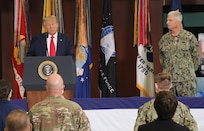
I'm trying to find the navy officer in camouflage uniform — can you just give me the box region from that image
[28,73,91,131]
[158,11,200,97]
[134,72,197,131]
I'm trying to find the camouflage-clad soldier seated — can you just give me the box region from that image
[28,73,91,131]
[134,72,197,131]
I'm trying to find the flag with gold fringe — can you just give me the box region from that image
[75,0,92,98]
[171,0,182,12]
[171,0,184,27]
[133,0,138,46]
[136,0,154,97]
[12,0,30,98]
[42,0,64,33]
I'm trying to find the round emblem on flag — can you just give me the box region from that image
[38,60,58,80]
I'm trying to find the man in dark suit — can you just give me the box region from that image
[26,15,74,57]
[138,91,190,131]
[0,79,24,131]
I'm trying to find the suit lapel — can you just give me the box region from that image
[56,33,63,56]
[42,33,48,56]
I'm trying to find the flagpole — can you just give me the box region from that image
[163,0,166,6]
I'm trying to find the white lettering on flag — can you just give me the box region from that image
[136,45,154,97]
[101,25,115,65]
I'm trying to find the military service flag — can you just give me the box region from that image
[136,0,154,97]
[99,0,117,97]
[171,0,182,12]
[12,0,30,98]
[171,0,184,27]
[75,0,92,98]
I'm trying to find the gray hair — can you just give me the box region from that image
[168,11,183,22]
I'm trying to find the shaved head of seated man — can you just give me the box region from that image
[28,73,91,131]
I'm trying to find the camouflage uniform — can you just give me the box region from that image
[28,96,91,131]
[134,99,197,131]
[159,29,200,96]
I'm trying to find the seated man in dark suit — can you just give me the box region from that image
[138,91,190,131]
[26,15,74,57]
[0,79,24,131]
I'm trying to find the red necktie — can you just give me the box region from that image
[50,35,56,56]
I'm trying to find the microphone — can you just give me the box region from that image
[46,45,49,57]
[45,33,49,56]
[46,32,48,38]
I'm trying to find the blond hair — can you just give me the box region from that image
[43,15,58,26]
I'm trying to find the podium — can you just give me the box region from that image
[23,56,77,109]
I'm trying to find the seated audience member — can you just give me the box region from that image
[134,72,197,131]
[138,91,190,131]
[0,79,24,131]
[28,73,91,131]
[4,109,32,131]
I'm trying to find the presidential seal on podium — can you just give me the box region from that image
[38,60,58,80]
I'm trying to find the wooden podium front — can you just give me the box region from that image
[23,56,77,110]
[26,90,74,110]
